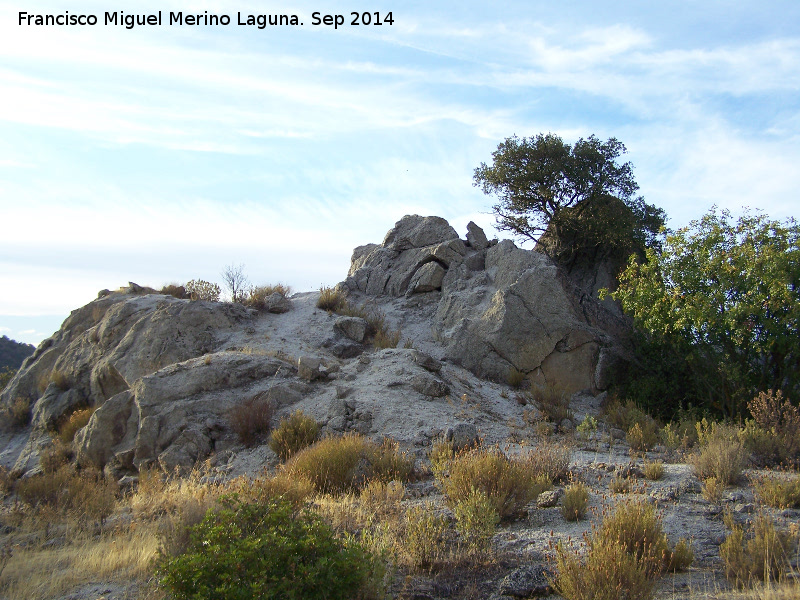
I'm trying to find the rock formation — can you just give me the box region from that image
[0,216,632,478]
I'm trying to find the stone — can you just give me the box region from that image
[265,292,291,313]
[31,384,85,431]
[559,418,574,433]
[466,221,489,250]
[497,564,553,597]
[297,356,323,381]
[410,373,449,397]
[334,316,368,342]
[408,261,446,293]
[413,350,442,372]
[537,488,563,508]
[382,214,459,251]
[445,423,479,450]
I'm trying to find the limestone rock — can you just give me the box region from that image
[411,373,449,398]
[334,316,368,343]
[497,565,553,597]
[408,261,446,294]
[413,350,442,373]
[298,356,323,381]
[445,423,478,450]
[466,221,489,250]
[265,292,291,314]
[537,488,564,508]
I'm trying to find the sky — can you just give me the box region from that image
[1,1,798,346]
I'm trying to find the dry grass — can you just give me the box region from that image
[508,367,526,389]
[690,435,748,486]
[627,420,660,453]
[525,442,572,483]
[317,285,347,311]
[531,384,572,423]
[753,474,800,508]
[610,475,632,494]
[269,409,320,461]
[721,511,797,588]
[5,396,32,429]
[0,525,160,600]
[642,460,665,481]
[437,446,551,519]
[562,481,590,521]
[57,406,96,443]
[284,433,414,494]
[227,393,273,447]
[245,284,292,310]
[702,476,725,503]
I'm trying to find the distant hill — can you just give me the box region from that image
[0,335,35,371]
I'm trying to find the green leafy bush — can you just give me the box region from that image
[269,410,320,460]
[452,489,499,551]
[158,496,380,600]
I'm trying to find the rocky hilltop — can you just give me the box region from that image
[0,215,628,478]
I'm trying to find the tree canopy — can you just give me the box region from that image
[608,209,800,417]
[473,133,663,262]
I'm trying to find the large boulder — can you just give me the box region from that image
[343,218,630,395]
[342,215,466,296]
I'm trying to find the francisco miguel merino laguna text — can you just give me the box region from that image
[18,10,395,29]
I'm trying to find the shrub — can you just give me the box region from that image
[562,481,589,521]
[269,410,320,461]
[370,437,415,483]
[57,406,96,443]
[745,390,800,466]
[525,442,571,483]
[642,460,664,481]
[317,286,346,311]
[753,475,800,509]
[555,537,655,600]
[604,398,649,432]
[246,284,292,310]
[627,420,659,453]
[228,393,273,447]
[373,328,401,349]
[453,489,499,552]
[185,279,221,302]
[438,447,550,519]
[508,367,526,389]
[284,433,413,494]
[720,511,797,587]
[576,415,598,441]
[429,439,454,480]
[160,284,188,299]
[702,477,724,503]
[5,396,31,429]
[531,385,571,423]
[50,368,70,391]
[610,475,632,494]
[39,439,74,473]
[689,435,748,486]
[403,502,449,570]
[158,496,380,600]
[16,466,117,523]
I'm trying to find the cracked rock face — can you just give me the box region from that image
[343,215,629,394]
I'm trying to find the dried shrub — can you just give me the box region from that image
[5,396,32,429]
[531,385,572,423]
[284,433,413,494]
[185,279,221,302]
[226,472,315,509]
[160,284,188,299]
[370,437,415,483]
[269,410,320,461]
[16,466,117,523]
[721,511,797,587]
[373,328,401,349]
[604,398,650,432]
[50,369,70,391]
[57,406,96,443]
[627,420,660,453]
[562,481,589,521]
[745,390,800,466]
[39,440,74,473]
[403,502,449,571]
[642,460,664,481]
[525,442,572,483]
[508,367,526,389]
[429,439,454,480]
[317,285,346,311]
[245,284,292,310]
[228,393,273,447]
[753,475,800,509]
[689,434,748,486]
[702,477,724,503]
[437,447,551,519]
[359,479,405,517]
[610,475,632,494]
[452,488,499,552]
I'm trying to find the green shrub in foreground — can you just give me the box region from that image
[158,496,380,600]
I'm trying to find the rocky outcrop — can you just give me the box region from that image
[342,216,630,394]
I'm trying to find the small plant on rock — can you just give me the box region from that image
[185,279,221,302]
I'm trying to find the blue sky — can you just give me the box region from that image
[1,0,798,345]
